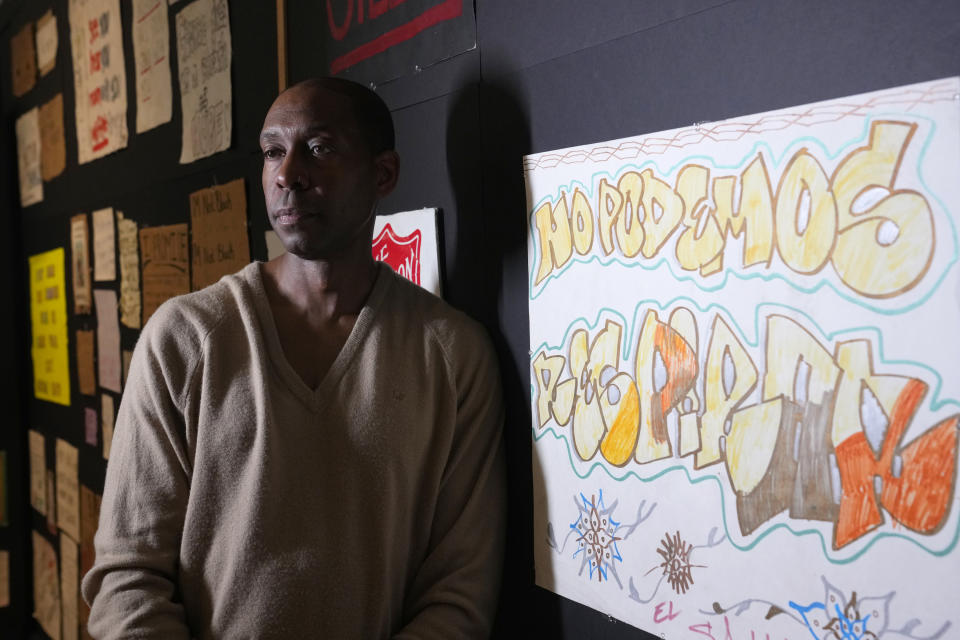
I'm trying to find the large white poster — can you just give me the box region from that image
[68,0,128,164]
[525,77,960,638]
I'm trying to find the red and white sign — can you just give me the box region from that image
[371,208,441,296]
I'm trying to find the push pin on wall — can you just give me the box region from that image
[414,64,422,73]
[369,81,377,90]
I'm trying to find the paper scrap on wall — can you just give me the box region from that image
[36,11,59,76]
[32,531,61,640]
[140,223,190,324]
[16,108,44,207]
[133,0,173,133]
[524,77,960,637]
[118,211,141,328]
[84,407,98,446]
[190,179,250,289]
[0,550,8,608]
[61,533,79,640]
[101,394,115,459]
[76,330,96,395]
[372,208,442,296]
[10,21,37,97]
[94,290,121,393]
[40,94,67,182]
[30,249,70,405]
[70,214,92,313]
[69,0,128,163]
[176,0,232,163]
[79,486,101,634]
[92,208,115,281]
[29,430,47,514]
[46,470,57,533]
[56,439,80,541]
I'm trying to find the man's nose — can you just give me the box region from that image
[276,148,308,190]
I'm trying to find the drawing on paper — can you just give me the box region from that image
[526,77,960,637]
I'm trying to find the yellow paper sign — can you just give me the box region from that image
[29,248,71,406]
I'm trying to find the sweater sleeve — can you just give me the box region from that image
[394,322,507,640]
[80,302,203,639]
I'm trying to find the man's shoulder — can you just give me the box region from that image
[142,263,257,353]
[384,269,494,364]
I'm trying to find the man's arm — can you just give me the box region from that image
[395,323,508,639]
[80,303,201,639]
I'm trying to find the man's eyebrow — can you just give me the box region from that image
[259,124,334,141]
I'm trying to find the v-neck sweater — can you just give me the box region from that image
[81,262,506,639]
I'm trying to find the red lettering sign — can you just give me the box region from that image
[372,223,422,285]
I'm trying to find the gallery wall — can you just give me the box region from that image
[2,1,958,638]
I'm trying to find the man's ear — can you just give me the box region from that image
[374,150,400,198]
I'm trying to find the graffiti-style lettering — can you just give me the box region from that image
[531,121,935,299]
[531,309,959,547]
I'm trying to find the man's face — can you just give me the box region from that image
[259,84,395,260]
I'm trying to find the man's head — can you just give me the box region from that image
[260,78,399,261]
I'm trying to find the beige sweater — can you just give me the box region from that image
[81,263,506,639]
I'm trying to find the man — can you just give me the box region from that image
[81,78,506,638]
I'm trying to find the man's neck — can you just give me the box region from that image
[263,250,379,322]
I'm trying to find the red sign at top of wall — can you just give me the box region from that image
[323,0,464,74]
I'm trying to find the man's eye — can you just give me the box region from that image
[262,148,283,160]
[311,144,333,156]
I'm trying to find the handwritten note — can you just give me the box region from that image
[117,211,141,328]
[29,430,47,514]
[0,550,8,608]
[140,223,189,324]
[30,249,71,405]
[32,531,62,640]
[61,533,79,640]
[56,439,80,541]
[79,486,101,636]
[101,394,115,460]
[46,470,57,533]
[94,289,121,393]
[16,108,43,207]
[36,10,59,76]
[10,21,36,97]
[176,0,232,162]
[70,215,92,313]
[40,93,67,181]
[92,207,115,281]
[133,0,173,133]
[190,179,250,289]
[76,330,96,396]
[69,0,128,163]
[84,407,98,446]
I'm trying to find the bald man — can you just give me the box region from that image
[82,78,506,639]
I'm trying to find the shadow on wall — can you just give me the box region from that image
[445,74,566,637]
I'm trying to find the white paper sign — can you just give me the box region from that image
[176,0,232,163]
[94,290,122,393]
[132,0,173,133]
[524,77,960,638]
[68,0,128,163]
[372,208,442,297]
[36,11,58,76]
[92,207,115,281]
[15,108,43,207]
